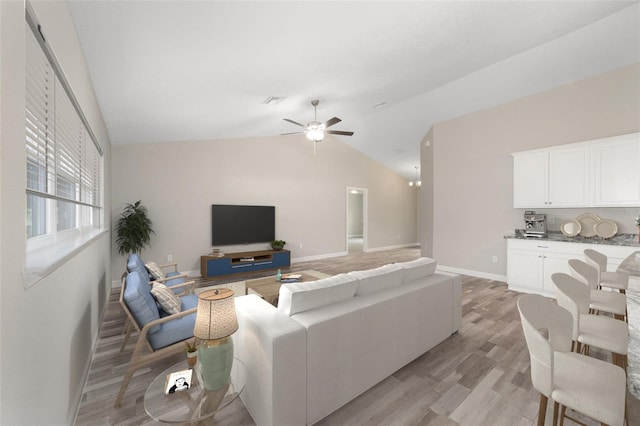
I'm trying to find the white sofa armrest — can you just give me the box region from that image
[233,295,307,426]
[436,271,462,332]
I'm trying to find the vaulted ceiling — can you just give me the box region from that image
[68,1,640,180]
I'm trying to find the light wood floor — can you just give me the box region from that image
[75,247,639,425]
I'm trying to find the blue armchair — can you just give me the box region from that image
[114,269,198,407]
[126,253,188,287]
[120,254,191,345]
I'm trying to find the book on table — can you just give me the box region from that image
[280,273,302,283]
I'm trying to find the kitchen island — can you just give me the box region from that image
[617,251,640,399]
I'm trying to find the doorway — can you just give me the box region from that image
[346,187,367,253]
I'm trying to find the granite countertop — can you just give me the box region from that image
[505,230,640,247]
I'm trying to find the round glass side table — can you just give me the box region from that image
[144,358,246,424]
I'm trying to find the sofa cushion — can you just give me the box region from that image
[123,270,161,334]
[278,274,358,316]
[151,282,181,314]
[349,263,404,296]
[146,261,166,280]
[395,257,437,283]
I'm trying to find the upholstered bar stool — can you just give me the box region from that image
[552,272,629,371]
[584,249,629,294]
[568,259,627,322]
[517,294,626,426]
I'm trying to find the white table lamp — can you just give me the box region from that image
[193,288,238,391]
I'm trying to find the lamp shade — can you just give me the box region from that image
[194,288,238,340]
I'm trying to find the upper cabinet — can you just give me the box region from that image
[593,133,640,206]
[512,132,640,208]
[513,145,590,208]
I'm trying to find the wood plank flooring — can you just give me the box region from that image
[75,247,639,425]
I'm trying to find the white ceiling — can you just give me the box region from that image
[67,1,640,180]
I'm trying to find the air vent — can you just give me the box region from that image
[262,96,286,105]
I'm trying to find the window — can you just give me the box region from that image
[24,5,104,285]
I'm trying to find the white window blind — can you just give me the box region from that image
[24,3,105,287]
[25,18,103,238]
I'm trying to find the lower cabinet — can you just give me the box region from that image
[507,239,637,297]
[200,249,291,278]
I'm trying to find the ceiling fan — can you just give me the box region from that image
[282,100,354,144]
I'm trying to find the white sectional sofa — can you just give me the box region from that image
[233,257,462,426]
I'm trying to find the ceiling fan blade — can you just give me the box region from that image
[327,130,354,136]
[281,131,305,135]
[283,118,306,128]
[323,117,341,128]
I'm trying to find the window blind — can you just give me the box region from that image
[25,10,103,239]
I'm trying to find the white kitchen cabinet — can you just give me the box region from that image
[507,238,638,297]
[512,145,590,208]
[513,152,547,208]
[512,132,639,208]
[507,240,574,296]
[593,133,640,206]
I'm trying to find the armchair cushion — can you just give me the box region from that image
[151,282,181,314]
[127,254,149,276]
[123,270,161,334]
[146,261,166,280]
[148,293,198,350]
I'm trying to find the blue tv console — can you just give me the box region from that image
[200,249,291,278]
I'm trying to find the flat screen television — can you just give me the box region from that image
[211,204,275,246]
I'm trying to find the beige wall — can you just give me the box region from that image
[422,64,640,279]
[0,2,111,424]
[111,135,417,279]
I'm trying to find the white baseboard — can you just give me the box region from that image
[436,265,507,283]
[365,242,421,253]
[292,251,348,263]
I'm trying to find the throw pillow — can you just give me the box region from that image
[146,261,166,280]
[278,274,358,316]
[349,263,404,296]
[150,282,181,315]
[396,257,437,283]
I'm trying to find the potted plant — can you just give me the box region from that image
[270,240,286,251]
[185,339,198,367]
[115,200,155,256]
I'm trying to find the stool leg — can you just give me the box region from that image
[538,394,548,426]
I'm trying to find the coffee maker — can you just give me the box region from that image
[523,211,547,238]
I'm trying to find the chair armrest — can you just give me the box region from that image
[154,272,189,282]
[158,262,179,273]
[168,279,196,295]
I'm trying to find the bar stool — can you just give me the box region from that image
[584,248,629,294]
[568,259,627,322]
[552,272,628,371]
[517,293,626,426]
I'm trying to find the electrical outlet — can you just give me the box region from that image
[167,254,173,262]
[492,255,498,263]
[299,243,303,248]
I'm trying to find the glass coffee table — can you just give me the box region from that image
[144,358,246,424]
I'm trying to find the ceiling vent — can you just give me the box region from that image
[262,96,286,105]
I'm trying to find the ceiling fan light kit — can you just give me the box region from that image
[283,100,354,149]
[306,122,325,141]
